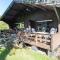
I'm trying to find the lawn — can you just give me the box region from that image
[0,47,58,60]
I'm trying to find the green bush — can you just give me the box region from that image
[0,21,9,30]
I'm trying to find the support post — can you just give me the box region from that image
[53,6,60,33]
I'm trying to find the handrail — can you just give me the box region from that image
[13,0,60,4]
[13,0,47,4]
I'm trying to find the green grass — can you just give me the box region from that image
[0,47,57,60]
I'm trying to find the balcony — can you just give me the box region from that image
[13,0,60,5]
[13,0,47,4]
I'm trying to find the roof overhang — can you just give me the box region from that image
[1,1,60,27]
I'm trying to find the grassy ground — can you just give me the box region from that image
[0,47,58,60]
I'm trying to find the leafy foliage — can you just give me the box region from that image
[0,21,9,30]
[0,31,17,48]
[0,48,58,60]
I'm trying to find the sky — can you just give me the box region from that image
[0,0,12,16]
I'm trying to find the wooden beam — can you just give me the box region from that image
[24,39,50,50]
[53,6,60,22]
[53,6,60,33]
[31,4,53,11]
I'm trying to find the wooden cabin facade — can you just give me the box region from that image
[1,0,60,55]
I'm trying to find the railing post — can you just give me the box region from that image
[53,6,60,33]
[48,35,54,56]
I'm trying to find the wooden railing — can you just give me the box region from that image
[13,0,60,4]
[18,32,52,50]
[13,0,47,4]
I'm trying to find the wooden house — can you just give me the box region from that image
[1,0,60,55]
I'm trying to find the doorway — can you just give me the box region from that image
[29,20,36,29]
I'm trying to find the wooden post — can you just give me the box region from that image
[35,34,38,45]
[53,6,60,33]
[49,6,60,56]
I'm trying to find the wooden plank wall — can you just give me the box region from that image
[52,28,60,51]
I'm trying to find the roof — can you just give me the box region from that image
[1,1,60,27]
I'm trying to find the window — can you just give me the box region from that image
[38,0,47,3]
[39,0,43,2]
[45,0,47,2]
[51,1,55,3]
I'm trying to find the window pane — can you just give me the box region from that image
[45,0,47,2]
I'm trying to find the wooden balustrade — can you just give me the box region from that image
[19,32,52,50]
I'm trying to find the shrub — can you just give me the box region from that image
[0,21,9,30]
